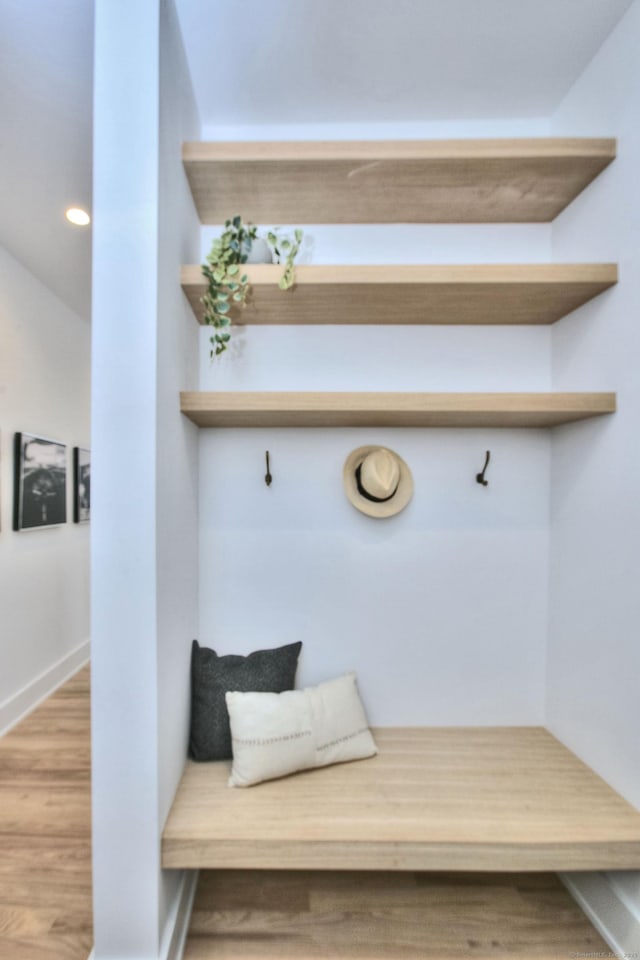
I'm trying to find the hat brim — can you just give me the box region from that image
[343,446,413,519]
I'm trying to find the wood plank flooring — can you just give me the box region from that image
[0,667,618,960]
[0,666,92,960]
[183,869,612,959]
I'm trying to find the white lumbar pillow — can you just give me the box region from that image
[225,672,377,787]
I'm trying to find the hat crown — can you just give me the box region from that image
[360,449,400,499]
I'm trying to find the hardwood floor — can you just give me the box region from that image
[184,869,612,960]
[0,666,92,960]
[0,667,615,959]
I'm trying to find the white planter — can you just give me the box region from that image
[245,237,273,264]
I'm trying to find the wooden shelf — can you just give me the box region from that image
[163,728,640,871]
[182,263,617,326]
[180,391,616,428]
[183,138,616,224]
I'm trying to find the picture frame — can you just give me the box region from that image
[73,447,91,523]
[13,432,67,530]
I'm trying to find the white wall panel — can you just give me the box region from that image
[196,118,553,727]
[549,0,640,811]
[199,427,549,724]
[91,0,199,956]
[0,246,90,721]
[549,0,640,935]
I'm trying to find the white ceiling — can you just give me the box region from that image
[0,0,93,320]
[0,0,634,322]
[175,0,634,127]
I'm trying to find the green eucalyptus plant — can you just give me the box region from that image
[201,216,255,357]
[266,227,304,290]
[201,216,304,358]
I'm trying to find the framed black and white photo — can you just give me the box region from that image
[73,447,90,523]
[13,432,67,530]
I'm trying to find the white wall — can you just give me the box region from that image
[197,119,554,726]
[549,0,640,809]
[91,0,199,956]
[157,0,200,938]
[0,244,90,733]
[548,0,640,948]
[199,426,550,725]
[201,117,552,141]
[92,0,161,950]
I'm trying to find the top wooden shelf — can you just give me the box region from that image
[183,138,616,224]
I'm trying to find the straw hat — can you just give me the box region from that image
[343,446,413,519]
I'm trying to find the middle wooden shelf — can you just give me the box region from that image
[182,262,617,326]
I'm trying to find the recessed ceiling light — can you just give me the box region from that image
[65,207,91,226]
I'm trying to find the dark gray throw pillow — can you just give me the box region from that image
[189,640,302,761]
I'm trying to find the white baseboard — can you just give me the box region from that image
[560,871,640,958]
[84,870,198,960]
[161,870,199,960]
[0,639,90,736]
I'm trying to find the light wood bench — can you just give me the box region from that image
[163,727,640,872]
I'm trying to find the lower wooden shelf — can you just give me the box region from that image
[163,728,640,872]
[180,391,616,428]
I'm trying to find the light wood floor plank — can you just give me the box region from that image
[184,870,610,959]
[0,666,92,960]
[0,666,624,960]
[0,934,94,960]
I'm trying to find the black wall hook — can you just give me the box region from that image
[264,451,272,487]
[476,450,491,487]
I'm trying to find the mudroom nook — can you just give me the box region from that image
[160,129,637,956]
[90,3,640,958]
